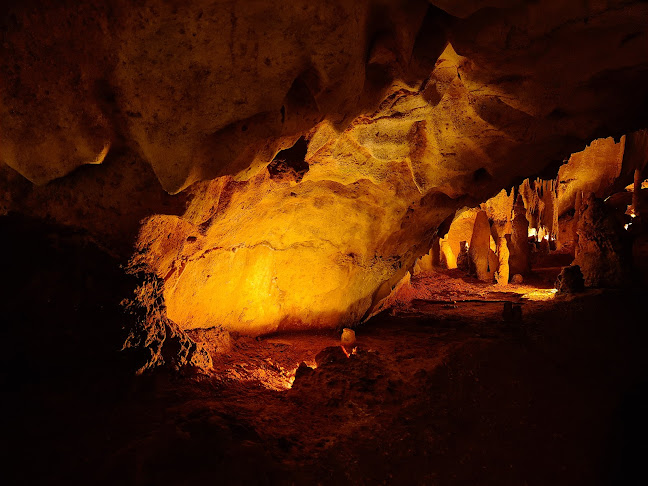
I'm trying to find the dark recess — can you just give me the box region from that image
[267,136,310,182]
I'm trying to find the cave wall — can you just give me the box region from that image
[2,0,648,334]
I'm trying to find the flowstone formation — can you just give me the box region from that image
[2,0,648,335]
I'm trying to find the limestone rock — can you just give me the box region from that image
[509,196,531,276]
[440,239,457,269]
[555,265,585,294]
[481,189,514,239]
[495,236,510,285]
[573,194,628,287]
[469,210,494,282]
[457,241,470,272]
[556,138,625,217]
[2,0,648,337]
[121,271,213,373]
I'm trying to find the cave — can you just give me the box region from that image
[2,1,648,485]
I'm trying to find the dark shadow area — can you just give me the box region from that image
[267,137,310,182]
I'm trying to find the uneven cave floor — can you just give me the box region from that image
[5,266,648,486]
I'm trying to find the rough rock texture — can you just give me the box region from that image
[574,194,629,287]
[495,236,510,285]
[456,240,470,272]
[469,210,495,282]
[482,189,514,239]
[440,239,457,269]
[0,0,433,193]
[0,214,208,382]
[555,265,585,294]
[509,195,532,276]
[556,137,625,217]
[442,208,481,263]
[0,151,188,256]
[121,271,213,373]
[2,0,648,333]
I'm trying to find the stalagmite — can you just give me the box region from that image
[469,210,494,282]
[457,241,470,272]
[439,239,457,270]
[509,196,531,276]
[495,236,510,286]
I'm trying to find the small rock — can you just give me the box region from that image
[341,328,356,349]
[511,273,524,284]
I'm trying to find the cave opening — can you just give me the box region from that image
[2,1,648,485]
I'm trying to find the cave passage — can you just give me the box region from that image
[2,1,648,484]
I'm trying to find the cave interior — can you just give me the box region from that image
[2,1,648,485]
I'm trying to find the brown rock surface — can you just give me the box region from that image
[555,265,585,294]
[556,137,625,217]
[2,0,648,333]
[574,194,628,287]
[495,236,510,285]
[509,196,531,276]
[468,210,494,282]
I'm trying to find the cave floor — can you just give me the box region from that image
[6,271,648,486]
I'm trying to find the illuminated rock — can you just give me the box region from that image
[440,240,457,270]
[341,328,357,350]
[413,249,435,275]
[122,272,213,373]
[482,189,513,239]
[469,210,495,282]
[444,209,479,264]
[495,237,510,285]
[509,196,531,276]
[556,138,625,217]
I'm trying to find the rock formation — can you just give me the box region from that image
[555,265,585,294]
[574,194,628,287]
[456,241,470,273]
[495,236,510,285]
[509,195,531,276]
[468,210,495,282]
[2,0,648,335]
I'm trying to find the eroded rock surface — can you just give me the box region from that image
[574,194,629,287]
[2,0,648,334]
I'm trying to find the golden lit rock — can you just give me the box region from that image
[468,210,495,282]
